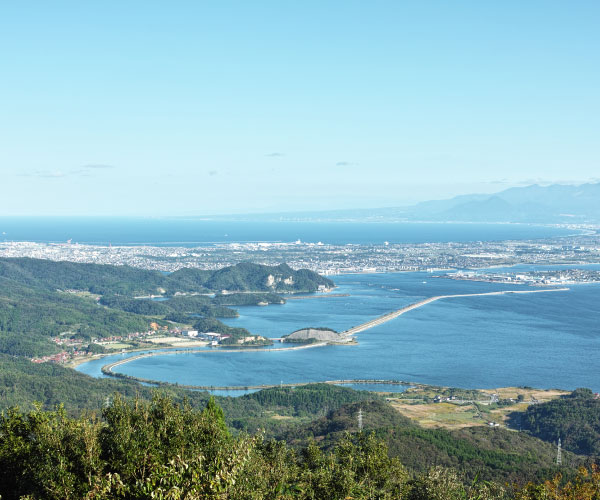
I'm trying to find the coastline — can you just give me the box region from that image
[69,340,330,371]
[93,287,571,389]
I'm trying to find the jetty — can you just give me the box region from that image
[341,287,569,336]
[100,287,570,388]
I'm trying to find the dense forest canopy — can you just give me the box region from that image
[0,258,333,354]
[0,258,334,295]
[0,353,592,490]
[1,394,598,500]
[515,388,600,457]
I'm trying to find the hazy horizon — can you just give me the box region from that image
[1,2,598,216]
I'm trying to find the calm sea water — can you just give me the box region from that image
[0,217,574,245]
[77,268,600,392]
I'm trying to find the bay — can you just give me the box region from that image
[77,270,600,392]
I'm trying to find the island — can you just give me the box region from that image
[282,327,355,344]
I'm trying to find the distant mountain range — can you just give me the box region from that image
[221,183,600,224]
[407,183,600,223]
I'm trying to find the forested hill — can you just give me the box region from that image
[515,388,600,457]
[0,258,334,295]
[168,262,333,293]
[278,400,576,485]
[1,393,594,500]
[0,258,334,356]
[0,274,152,356]
[0,354,595,496]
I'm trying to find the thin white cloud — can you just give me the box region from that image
[82,163,115,169]
[336,161,357,167]
[18,169,70,178]
[265,152,284,157]
[17,164,115,179]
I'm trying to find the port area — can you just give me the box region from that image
[385,385,569,430]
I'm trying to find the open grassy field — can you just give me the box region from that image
[386,385,569,430]
[102,342,132,350]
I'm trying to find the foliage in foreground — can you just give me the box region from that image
[0,395,406,500]
[1,395,599,500]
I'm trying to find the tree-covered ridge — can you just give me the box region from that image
[212,291,285,306]
[515,388,600,457]
[0,258,334,354]
[2,355,599,495]
[278,400,576,485]
[0,394,598,500]
[0,276,154,356]
[198,262,334,293]
[0,257,166,296]
[0,355,374,429]
[99,294,240,318]
[0,395,408,500]
[0,258,334,295]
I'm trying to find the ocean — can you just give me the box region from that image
[0,217,575,245]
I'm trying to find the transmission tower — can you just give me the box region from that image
[556,438,562,465]
[357,407,363,431]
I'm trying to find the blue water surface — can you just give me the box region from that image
[0,217,575,245]
[77,271,600,392]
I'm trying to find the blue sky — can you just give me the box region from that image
[1,1,598,215]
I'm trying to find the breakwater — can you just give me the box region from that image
[100,287,570,389]
[341,287,569,336]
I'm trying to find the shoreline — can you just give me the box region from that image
[68,340,330,370]
[95,287,571,388]
[0,220,592,247]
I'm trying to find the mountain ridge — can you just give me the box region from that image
[209,182,600,223]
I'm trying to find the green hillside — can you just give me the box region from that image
[0,258,334,295]
[513,388,600,457]
[1,393,597,500]
[278,400,576,484]
[0,258,333,354]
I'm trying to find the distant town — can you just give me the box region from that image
[444,268,600,286]
[32,327,236,366]
[2,228,599,275]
